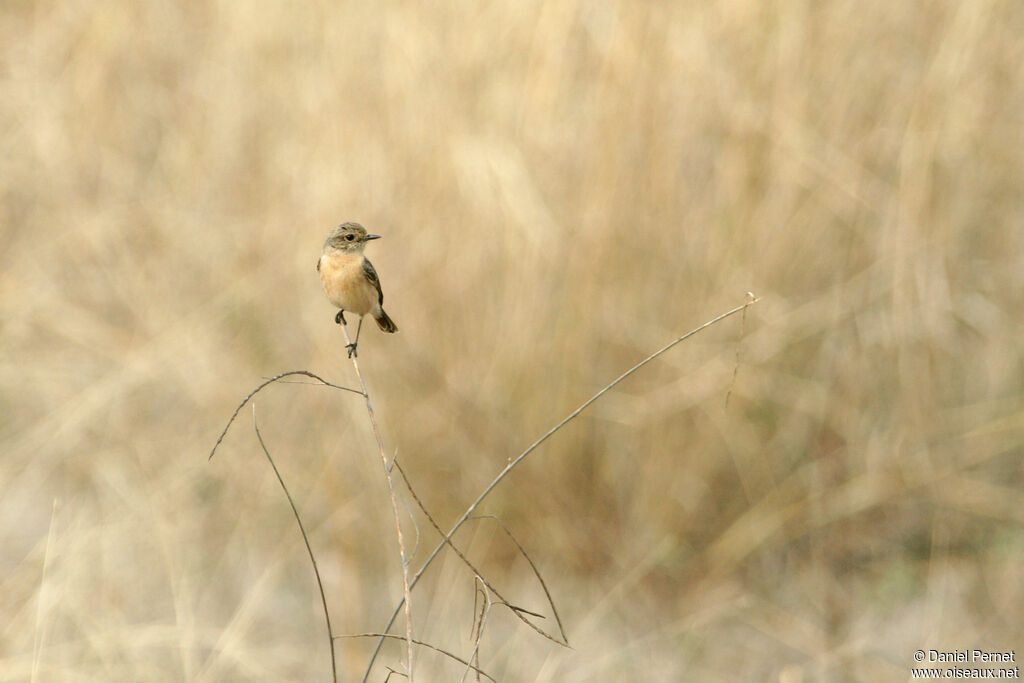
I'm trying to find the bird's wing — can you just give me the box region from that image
[362,257,384,305]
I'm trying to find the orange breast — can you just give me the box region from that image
[319,252,377,316]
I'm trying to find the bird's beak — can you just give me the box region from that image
[364,234,381,241]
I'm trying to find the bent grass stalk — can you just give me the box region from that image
[211,298,758,680]
[340,323,416,682]
[361,296,760,680]
[251,408,338,682]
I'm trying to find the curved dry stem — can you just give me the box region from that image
[462,577,493,683]
[470,514,567,643]
[340,634,496,683]
[725,291,756,407]
[390,459,567,646]
[251,408,337,682]
[341,324,415,682]
[209,370,362,461]
[363,297,760,679]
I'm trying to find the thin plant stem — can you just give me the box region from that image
[341,323,415,681]
[461,577,492,683]
[390,459,565,645]
[470,514,567,643]
[362,297,760,680]
[725,291,756,407]
[340,634,496,683]
[209,370,362,461]
[251,407,337,683]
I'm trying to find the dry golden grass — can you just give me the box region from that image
[3,0,1023,680]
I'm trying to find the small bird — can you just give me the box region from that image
[317,222,398,357]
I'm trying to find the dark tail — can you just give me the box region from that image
[375,309,398,333]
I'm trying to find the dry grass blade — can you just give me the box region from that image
[341,324,416,682]
[725,291,756,407]
[364,298,760,677]
[462,577,493,683]
[251,407,337,682]
[469,514,567,644]
[341,634,497,683]
[390,458,567,646]
[209,370,362,461]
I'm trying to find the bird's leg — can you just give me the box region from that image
[335,310,347,325]
[346,317,364,358]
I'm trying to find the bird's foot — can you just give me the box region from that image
[335,310,347,325]
[346,342,358,358]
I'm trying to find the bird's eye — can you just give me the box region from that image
[345,234,355,241]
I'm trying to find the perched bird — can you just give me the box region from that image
[317,222,398,357]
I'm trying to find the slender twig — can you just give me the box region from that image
[470,514,567,643]
[394,450,422,558]
[725,291,756,407]
[341,324,415,682]
[504,604,544,619]
[251,407,337,682]
[470,579,484,642]
[462,577,493,683]
[391,459,566,645]
[403,498,422,559]
[363,298,760,679]
[209,370,362,461]
[340,634,496,683]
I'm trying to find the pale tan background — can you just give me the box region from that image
[2,1,1023,681]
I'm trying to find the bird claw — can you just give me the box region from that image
[335,310,346,325]
[346,342,358,358]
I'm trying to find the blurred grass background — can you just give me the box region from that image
[2,0,1023,680]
